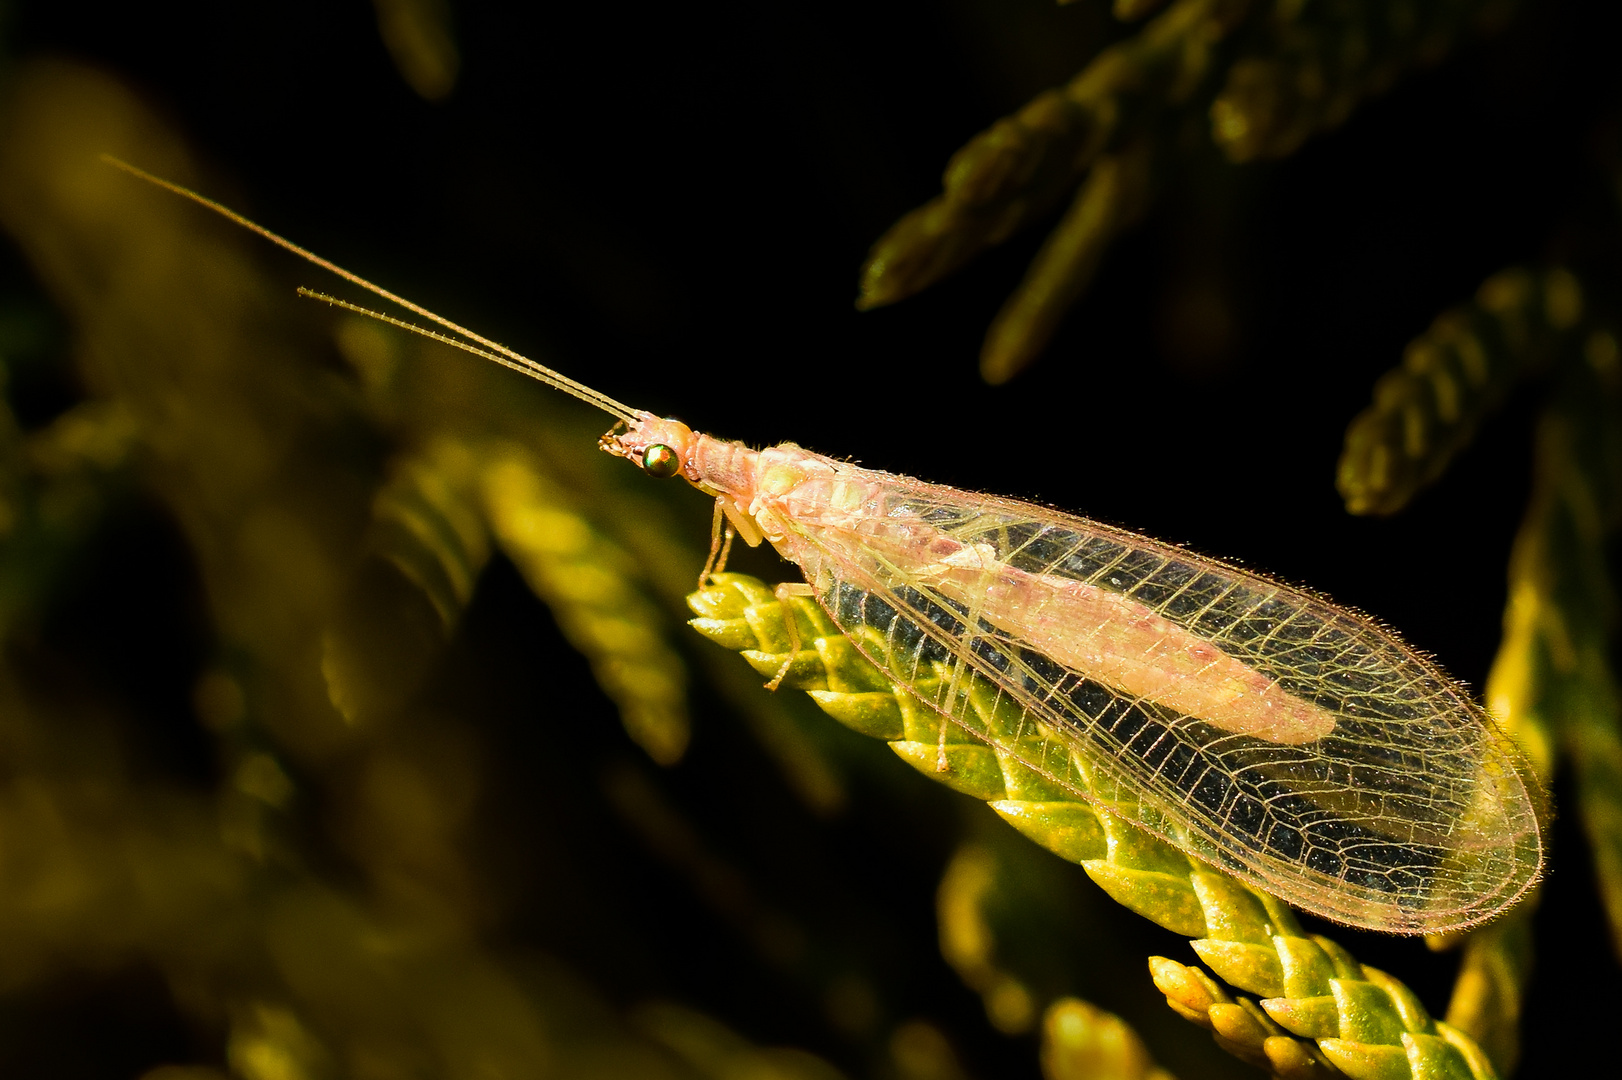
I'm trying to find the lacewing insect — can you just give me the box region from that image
[107,157,1544,934]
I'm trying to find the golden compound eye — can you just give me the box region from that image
[642,443,680,478]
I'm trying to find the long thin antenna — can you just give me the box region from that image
[299,287,602,398]
[101,154,639,423]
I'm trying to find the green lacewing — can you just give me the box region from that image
[107,157,1545,934]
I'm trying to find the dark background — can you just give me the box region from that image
[4,1,1621,1077]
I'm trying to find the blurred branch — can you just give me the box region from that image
[0,58,849,1079]
[1338,267,1585,517]
[861,0,1518,380]
[371,0,461,102]
[1040,997,1175,1080]
[1449,327,1622,1076]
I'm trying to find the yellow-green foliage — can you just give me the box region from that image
[690,573,1496,1080]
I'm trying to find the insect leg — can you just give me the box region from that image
[715,525,736,578]
[697,503,741,592]
[699,499,726,590]
[764,582,816,691]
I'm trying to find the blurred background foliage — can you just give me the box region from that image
[0,0,1619,1077]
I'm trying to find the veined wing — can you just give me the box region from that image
[782,469,1543,933]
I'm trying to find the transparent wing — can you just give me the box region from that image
[784,471,1543,933]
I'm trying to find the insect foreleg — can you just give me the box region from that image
[698,499,739,590]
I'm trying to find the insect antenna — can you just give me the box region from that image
[297,289,634,420]
[101,154,639,423]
